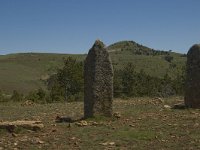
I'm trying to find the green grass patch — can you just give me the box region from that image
[114,127,156,141]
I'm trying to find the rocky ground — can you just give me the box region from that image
[0,97,200,150]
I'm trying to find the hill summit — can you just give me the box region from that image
[107,41,168,55]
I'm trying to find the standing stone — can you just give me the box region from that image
[84,40,113,118]
[185,44,200,108]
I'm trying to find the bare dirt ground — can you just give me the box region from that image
[0,97,200,150]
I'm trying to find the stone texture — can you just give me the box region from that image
[0,121,44,132]
[84,40,113,118]
[185,44,200,108]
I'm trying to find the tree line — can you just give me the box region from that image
[0,57,185,103]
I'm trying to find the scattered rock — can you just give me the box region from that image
[37,140,45,144]
[109,142,115,146]
[129,124,135,127]
[32,138,45,144]
[69,137,76,141]
[173,103,187,109]
[89,121,99,126]
[12,133,18,137]
[170,135,176,138]
[14,142,18,146]
[74,120,102,127]
[100,142,108,146]
[75,120,88,127]
[154,97,164,103]
[164,105,171,109]
[113,112,121,119]
[55,115,72,123]
[100,141,115,146]
[0,120,44,132]
[21,100,34,106]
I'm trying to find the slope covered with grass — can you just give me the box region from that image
[0,53,86,94]
[0,41,186,94]
[108,41,186,77]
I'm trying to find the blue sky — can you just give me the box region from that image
[0,0,199,54]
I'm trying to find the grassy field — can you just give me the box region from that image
[0,46,186,95]
[0,53,86,94]
[0,97,200,150]
[109,49,186,77]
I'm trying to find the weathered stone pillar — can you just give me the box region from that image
[185,44,200,108]
[84,40,113,118]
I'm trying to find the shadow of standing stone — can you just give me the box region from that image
[185,44,200,108]
[84,40,113,118]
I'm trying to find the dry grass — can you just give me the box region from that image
[0,97,200,150]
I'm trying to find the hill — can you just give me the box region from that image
[0,41,186,94]
[0,53,86,94]
[108,41,186,76]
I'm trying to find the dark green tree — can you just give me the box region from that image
[47,57,84,102]
[113,69,123,97]
[172,66,186,95]
[47,74,64,102]
[121,63,137,97]
[159,73,175,97]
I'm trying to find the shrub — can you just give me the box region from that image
[26,88,47,103]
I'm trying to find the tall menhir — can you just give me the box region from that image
[84,40,113,118]
[185,44,200,108]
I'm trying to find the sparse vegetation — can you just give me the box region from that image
[0,97,200,149]
[0,41,186,95]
